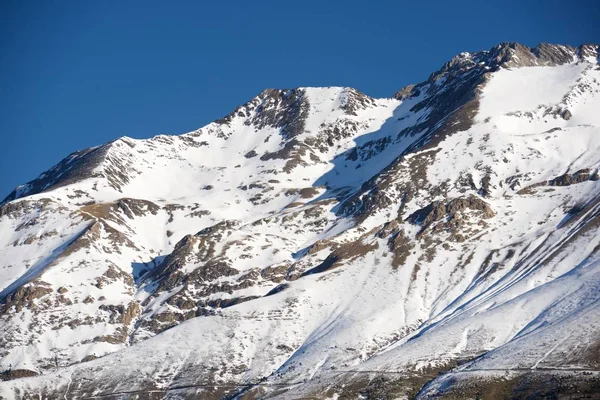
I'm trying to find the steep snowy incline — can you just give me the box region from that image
[0,85,422,375]
[0,42,599,399]
[2,87,403,206]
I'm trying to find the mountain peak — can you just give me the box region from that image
[432,42,579,80]
[393,42,597,102]
[2,41,600,398]
[4,43,598,207]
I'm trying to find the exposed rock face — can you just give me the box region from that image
[1,147,110,204]
[1,138,145,204]
[0,369,38,382]
[1,42,600,399]
[550,168,597,186]
[227,88,310,140]
[407,196,495,226]
[407,196,495,241]
[0,282,52,313]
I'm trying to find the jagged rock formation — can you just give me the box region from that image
[0,42,599,399]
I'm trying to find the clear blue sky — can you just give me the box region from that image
[1,0,598,197]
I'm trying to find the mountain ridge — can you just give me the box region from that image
[1,41,599,399]
[5,42,598,205]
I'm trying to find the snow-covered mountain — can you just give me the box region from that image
[1,42,599,399]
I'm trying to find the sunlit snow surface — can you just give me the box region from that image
[1,55,600,398]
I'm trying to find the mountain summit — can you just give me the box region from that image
[1,42,600,398]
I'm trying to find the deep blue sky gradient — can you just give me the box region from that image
[1,0,599,197]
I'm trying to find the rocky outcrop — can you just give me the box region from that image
[0,198,56,219]
[0,282,52,313]
[0,369,38,382]
[1,146,109,204]
[549,168,598,186]
[0,41,599,400]
[302,237,379,276]
[217,88,310,140]
[517,168,599,194]
[407,195,495,241]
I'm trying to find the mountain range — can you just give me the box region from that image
[1,42,600,399]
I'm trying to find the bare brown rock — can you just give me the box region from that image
[550,168,594,186]
[1,283,53,313]
[121,302,140,325]
[0,369,38,381]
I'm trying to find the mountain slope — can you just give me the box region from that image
[1,42,599,399]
